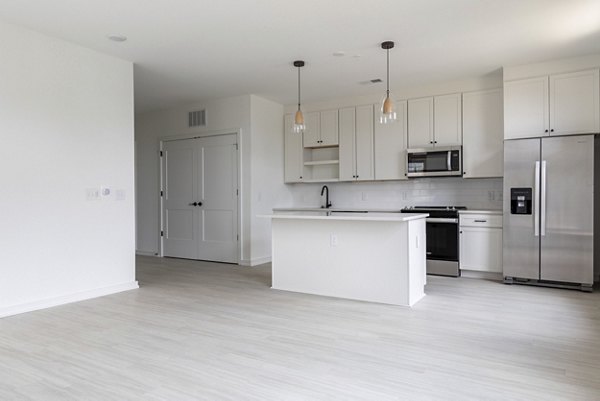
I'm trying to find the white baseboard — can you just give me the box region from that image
[136,250,158,256]
[0,281,139,319]
[239,256,272,267]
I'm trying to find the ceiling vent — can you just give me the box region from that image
[188,109,206,127]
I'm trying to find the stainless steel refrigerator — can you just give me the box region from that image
[503,134,595,291]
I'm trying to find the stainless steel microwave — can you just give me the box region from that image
[406,146,462,178]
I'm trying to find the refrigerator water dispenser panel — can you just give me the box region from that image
[510,188,532,214]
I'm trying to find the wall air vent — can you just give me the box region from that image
[188,109,206,127]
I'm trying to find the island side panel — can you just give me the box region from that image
[271,218,413,306]
[407,218,427,306]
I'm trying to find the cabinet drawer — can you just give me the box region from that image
[460,214,502,228]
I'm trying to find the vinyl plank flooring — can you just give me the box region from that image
[1,255,599,400]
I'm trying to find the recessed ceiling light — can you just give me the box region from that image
[333,51,345,57]
[107,34,127,42]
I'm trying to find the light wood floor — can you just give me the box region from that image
[1,256,599,400]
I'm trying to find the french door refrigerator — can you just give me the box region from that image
[503,134,595,291]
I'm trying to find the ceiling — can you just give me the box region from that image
[1,0,600,112]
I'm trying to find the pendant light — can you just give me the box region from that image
[293,60,306,133]
[380,41,397,124]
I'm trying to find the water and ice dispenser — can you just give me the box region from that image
[510,188,532,215]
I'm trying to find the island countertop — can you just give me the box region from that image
[260,212,428,222]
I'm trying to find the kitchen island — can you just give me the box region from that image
[261,212,428,307]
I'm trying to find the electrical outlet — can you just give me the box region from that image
[362,192,368,201]
[330,234,338,247]
[488,191,495,201]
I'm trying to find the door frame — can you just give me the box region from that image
[157,129,242,264]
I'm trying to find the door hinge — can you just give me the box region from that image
[160,231,164,237]
[160,151,163,157]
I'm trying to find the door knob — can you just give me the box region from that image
[189,202,198,206]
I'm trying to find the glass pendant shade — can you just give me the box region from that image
[292,60,306,134]
[293,109,305,133]
[380,93,397,124]
[380,41,397,124]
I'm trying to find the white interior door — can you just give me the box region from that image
[162,138,199,259]
[161,134,238,263]
[197,134,239,263]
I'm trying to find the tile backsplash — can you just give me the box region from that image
[284,177,503,210]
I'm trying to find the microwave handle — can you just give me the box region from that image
[447,151,451,171]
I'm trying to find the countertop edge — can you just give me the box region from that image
[458,210,503,215]
[258,213,429,222]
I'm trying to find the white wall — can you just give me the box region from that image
[135,95,288,265]
[250,96,291,263]
[0,22,136,317]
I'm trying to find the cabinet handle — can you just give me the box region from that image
[434,141,437,144]
[550,129,554,132]
[474,220,487,223]
[430,141,433,144]
[545,129,548,133]
[460,231,463,234]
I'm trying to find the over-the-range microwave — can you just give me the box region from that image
[406,146,462,178]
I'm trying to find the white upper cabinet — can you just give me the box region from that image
[319,109,339,146]
[504,76,549,139]
[355,105,375,181]
[284,114,304,183]
[549,69,600,136]
[434,93,462,147]
[504,69,600,139]
[408,94,462,148]
[407,97,434,148]
[338,107,355,181]
[375,100,408,180]
[302,110,339,148]
[302,112,320,147]
[339,105,374,181]
[462,89,503,178]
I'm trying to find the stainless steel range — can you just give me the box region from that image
[401,206,466,277]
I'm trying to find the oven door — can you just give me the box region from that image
[406,147,462,177]
[425,217,460,276]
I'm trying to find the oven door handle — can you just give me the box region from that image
[426,218,458,223]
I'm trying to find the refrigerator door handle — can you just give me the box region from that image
[541,160,547,236]
[534,161,540,237]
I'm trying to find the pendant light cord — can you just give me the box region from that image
[386,48,390,98]
[297,67,301,111]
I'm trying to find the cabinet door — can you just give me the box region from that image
[504,76,549,139]
[338,107,356,181]
[462,89,503,178]
[355,105,374,181]
[284,114,304,182]
[375,100,408,180]
[319,109,339,146]
[549,69,600,136]
[408,97,434,148]
[434,93,462,147]
[459,227,503,273]
[302,112,320,147]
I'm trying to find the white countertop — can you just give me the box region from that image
[260,212,428,222]
[458,210,503,215]
[273,207,403,213]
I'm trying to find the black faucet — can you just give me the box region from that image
[320,185,332,209]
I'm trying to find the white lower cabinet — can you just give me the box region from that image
[459,213,502,273]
